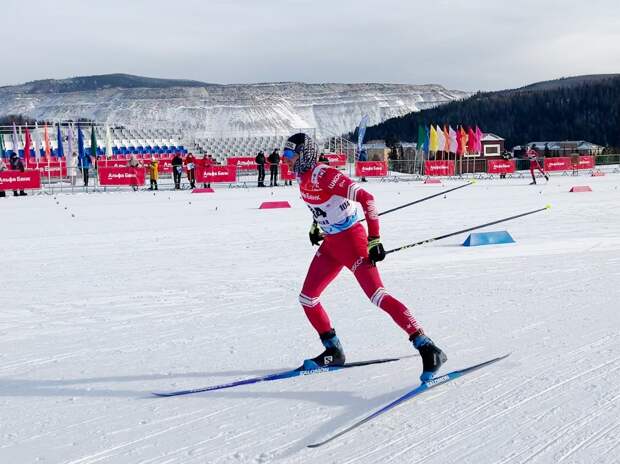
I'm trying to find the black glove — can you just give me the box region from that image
[309,221,324,246]
[367,236,386,264]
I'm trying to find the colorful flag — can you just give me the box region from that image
[423,126,430,153]
[44,123,51,160]
[436,125,445,152]
[457,126,467,156]
[429,125,439,152]
[357,115,369,157]
[475,126,483,153]
[467,127,476,153]
[33,122,42,162]
[90,125,98,158]
[448,126,457,153]
[67,123,74,158]
[77,123,84,158]
[443,125,450,152]
[0,131,5,158]
[105,124,113,159]
[416,125,427,152]
[23,127,32,164]
[12,123,20,157]
[56,124,64,158]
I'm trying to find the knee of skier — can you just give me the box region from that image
[368,287,387,307]
[299,292,320,308]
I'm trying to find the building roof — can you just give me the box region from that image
[527,140,603,149]
[481,133,504,141]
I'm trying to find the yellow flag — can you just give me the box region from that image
[429,125,439,152]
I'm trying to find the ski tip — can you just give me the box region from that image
[545,203,552,209]
[470,179,478,185]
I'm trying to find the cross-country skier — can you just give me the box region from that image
[282,132,447,381]
[526,146,549,185]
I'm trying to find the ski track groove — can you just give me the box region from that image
[557,421,620,463]
[341,357,619,464]
[62,405,240,464]
[3,179,620,463]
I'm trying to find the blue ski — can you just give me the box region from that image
[152,355,413,397]
[307,353,511,448]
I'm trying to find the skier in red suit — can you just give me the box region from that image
[527,147,549,185]
[282,132,446,381]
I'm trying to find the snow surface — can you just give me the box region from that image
[1,173,619,463]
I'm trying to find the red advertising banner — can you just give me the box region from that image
[280,164,296,181]
[543,157,572,172]
[0,170,42,190]
[196,165,237,183]
[227,157,259,170]
[574,156,595,170]
[98,167,146,186]
[157,158,174,173]
[355,161,388,177]
[487,159,516,174]
[195,158,215,171]
[424,160,455,176]
[323,153,347,166]
[28,161,67,177]
[98,159,132,168]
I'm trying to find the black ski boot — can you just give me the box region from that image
[303,329,346,370]
[410,331,447,382]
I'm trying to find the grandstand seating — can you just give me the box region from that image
[2,127,324,167]
[192,135,287,164]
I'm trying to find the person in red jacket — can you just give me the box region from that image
[282,132,447,381]
[184,153,197,189]
[527,146,549,185]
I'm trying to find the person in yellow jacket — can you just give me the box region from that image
[149,157,159,190]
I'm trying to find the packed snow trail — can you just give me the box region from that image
[1,175,619,463]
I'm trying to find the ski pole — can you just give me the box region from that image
[361,181,474,222]
[385,205,551,255]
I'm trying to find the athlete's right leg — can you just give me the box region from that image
[299,245,346,368]
[299,246,343,334]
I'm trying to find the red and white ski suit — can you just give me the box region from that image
[297,164,421,336]
[527,149,547,177]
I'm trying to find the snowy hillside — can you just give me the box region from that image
[0,74,469,138]
[1,174,619,463]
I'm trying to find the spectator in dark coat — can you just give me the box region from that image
[79,152,92,187]
[171,153,183,190]
[268,149,280,186]
[0,158,7,197]
[255,150,266,187]
[9,153,27,196]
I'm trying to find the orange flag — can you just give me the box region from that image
[44,123,51,161]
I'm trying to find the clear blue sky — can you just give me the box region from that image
[2,0,619,91]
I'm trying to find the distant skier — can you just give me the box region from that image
[527,146,549,185]
[282,132,447,382]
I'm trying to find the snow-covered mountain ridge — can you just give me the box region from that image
[0,74,470,138]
